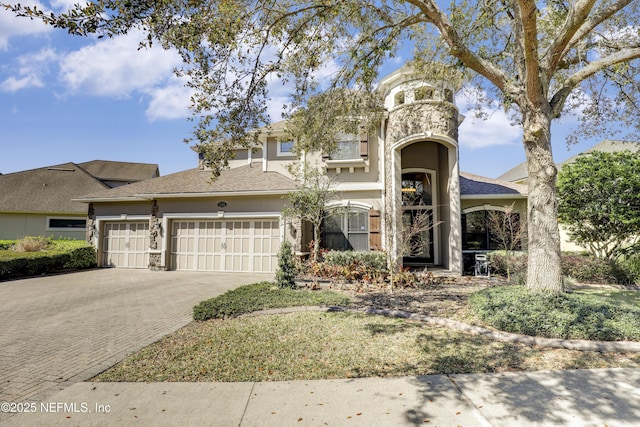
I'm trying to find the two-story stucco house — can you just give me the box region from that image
[76,67,527,274]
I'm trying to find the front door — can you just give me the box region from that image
[401,170,437,265]
[402,209,434,265]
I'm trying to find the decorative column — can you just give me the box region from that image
[86,203,95,245]
[148,200,163,270]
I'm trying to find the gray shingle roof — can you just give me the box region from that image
[77,163,297,201]
[77,160,159,183]
[460,172,527,196]
[0,163,109,214]
[496,162,527,182]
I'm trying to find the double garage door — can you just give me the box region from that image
[170,219,280,272]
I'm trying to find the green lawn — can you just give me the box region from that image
[94,282,640,383]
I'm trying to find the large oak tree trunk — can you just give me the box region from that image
[523,110,564,293]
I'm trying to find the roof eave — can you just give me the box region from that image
[75,189,293,203]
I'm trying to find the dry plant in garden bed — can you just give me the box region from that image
[300,274,507,321]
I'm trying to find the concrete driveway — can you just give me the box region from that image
[0,269,271,411]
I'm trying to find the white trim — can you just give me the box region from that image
[462,205,509,214]
[461,194,527,200]
[276,140,296,157]
[391,133,458,151]
[325,201,373,210]
[162,211,281,220]
[77,190,293,203]
[334,182,384,192]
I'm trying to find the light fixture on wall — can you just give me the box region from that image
[217,201,227,208]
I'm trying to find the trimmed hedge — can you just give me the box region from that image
[0,242,96,280]
[322,250,387,270]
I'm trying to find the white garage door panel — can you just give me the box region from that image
[170,219,280,272]
[102,222,150,268]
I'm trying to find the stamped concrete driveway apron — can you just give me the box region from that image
[0,269,271,410]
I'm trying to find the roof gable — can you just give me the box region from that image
[77,160,159,185]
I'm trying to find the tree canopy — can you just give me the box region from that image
[558,150,640,260]
[6,0,640,292]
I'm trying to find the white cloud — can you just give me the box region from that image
[456,86,522,149]
[50,0,90,12]
[59,30,182,98]
[0,75,44,92]
[1,48,57,92]
[0,6,52,50]
[145,83,193,121]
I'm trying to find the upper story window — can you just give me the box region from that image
[414,87,434,101]
[277,140,295,157]
[329,134,360,160]
[394,91,405,107]
[444,88,454,103]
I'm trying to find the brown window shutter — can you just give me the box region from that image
[359,126,368,158]
[369,209,381,251]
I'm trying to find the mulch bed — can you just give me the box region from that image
[298,274,507,320]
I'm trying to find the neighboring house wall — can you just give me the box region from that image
[0,213,86,240]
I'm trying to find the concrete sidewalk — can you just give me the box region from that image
[4,368,640,426]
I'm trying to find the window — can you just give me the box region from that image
[401,172,433,206]
[462,209,522,250]
[322,208,369,251]
[329,134,360,160]
[414,87,434,101]
[277,140,295,156]
[394,91,405,106]
[47,217,87,230]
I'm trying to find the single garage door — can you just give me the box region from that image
[102,221,150,268]
[170,219,280,272]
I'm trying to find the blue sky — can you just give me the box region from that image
[0,3,605,179]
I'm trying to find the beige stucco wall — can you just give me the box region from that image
[0,213,86,240]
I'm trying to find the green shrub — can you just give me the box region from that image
[275,241,297,288]
[0,240,15,250]
[612,254,640,285]
[487,251,528,280]
[193,281,351,321]
[322,250,387,270]
[64,246,97,269]
[0,240,96,280]
[469,285,640,341]
[561,253,616,284]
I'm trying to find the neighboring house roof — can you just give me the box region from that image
[0,163,110,214]
[497,140,640,182]
[559,140,640,168]
[496,162,528,183]
[76,163,297,202]
[77,160,159,186]
[460,172,527,198]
